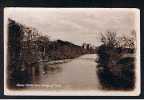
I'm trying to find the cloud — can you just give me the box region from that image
[6,8,136,46]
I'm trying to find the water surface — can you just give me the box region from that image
[32,54,101,90]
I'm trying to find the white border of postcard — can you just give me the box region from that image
[4,8,141,96]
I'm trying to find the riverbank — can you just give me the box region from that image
[38,59,73,65]
[97,45,135,90]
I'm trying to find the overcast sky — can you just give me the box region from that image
[5,8,138,46]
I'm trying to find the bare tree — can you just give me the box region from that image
[100,32,118,48]
[100,31,136,49]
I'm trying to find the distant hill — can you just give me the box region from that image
[44,39,85,60]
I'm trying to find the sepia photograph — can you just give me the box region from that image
[4,8,140,96]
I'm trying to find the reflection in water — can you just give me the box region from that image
[43,64,62,75]
[31,54,101,90]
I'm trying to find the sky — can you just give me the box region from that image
[5,8,138,46]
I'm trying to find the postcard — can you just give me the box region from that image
[4,8,140,96]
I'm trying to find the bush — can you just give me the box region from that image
[97,31,136,90]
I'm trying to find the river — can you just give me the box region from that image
[31,54,101,90]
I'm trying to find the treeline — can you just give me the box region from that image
[8,19,36,88]
[97,32,136,90]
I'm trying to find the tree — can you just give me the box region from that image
[100,31,136,49]
[100,32,118,48]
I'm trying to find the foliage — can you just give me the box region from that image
[97,31,136,90]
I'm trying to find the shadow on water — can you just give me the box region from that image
[43,64,62,74]
[32,62,63,83]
